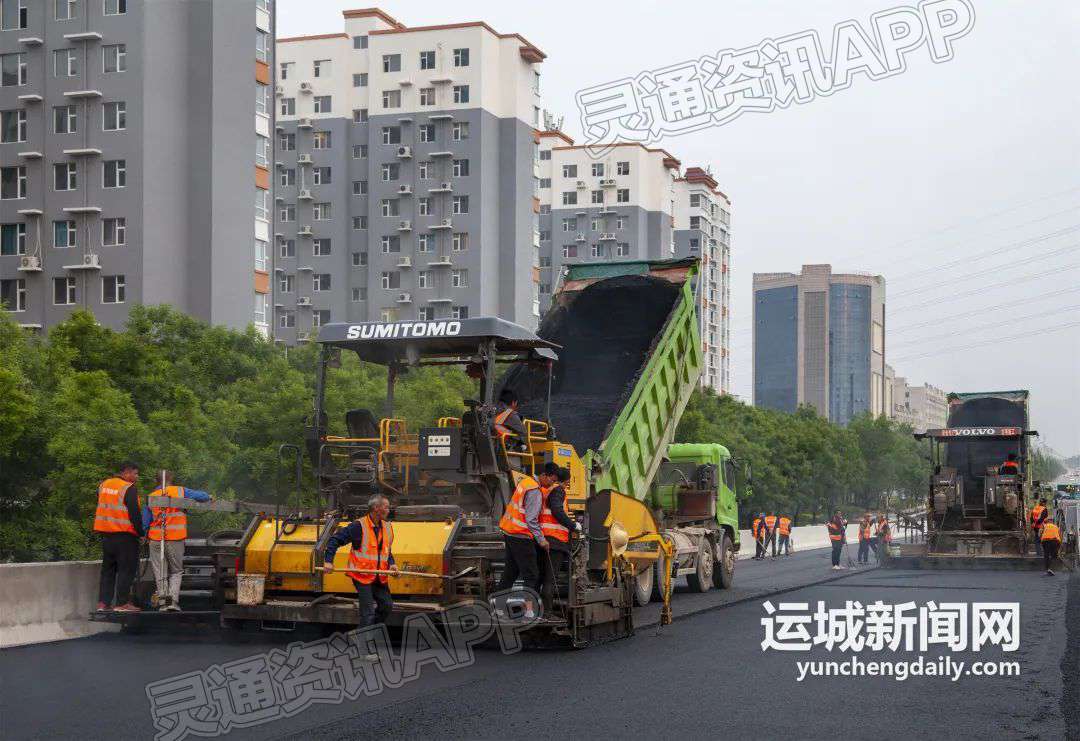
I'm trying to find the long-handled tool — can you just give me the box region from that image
[316,566,476,580]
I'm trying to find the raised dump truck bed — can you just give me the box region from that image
[505,258,703,504]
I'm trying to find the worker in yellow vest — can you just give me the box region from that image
[537,464,580,611]
[777,514,793,556]
[857,514,875,565]
[496,471,547,616]
[323,494,398,627]
[143,471,212,612]
[94,462,146,612]
[764,512,779,558]
[1039,521,1061,576]
[1029,499,1048,557]
[752,513,768,560]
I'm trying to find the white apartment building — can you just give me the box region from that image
[892,376,948,432]
[272,8,544,341]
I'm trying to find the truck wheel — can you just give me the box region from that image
[686,537,713,593]
[651,546,669,602]
[713,531,735,589]
[633,563,654,606]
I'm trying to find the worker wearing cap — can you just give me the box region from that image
[142,471,212,612]
[857,514,875,565]
[1039,520,1062,576]
[496,470,547,614]
[323,494,398,628]
[999,453,1020,476]
[94,461,146,612]
[537,463,580,611]
[750,514,763,560]
[1029,498,1048,557]
[777,514,793,556]
[764,511,779,558]
[493,389,527,452]
[828,509,847,570]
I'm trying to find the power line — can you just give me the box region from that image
[889,286,1080,334]
[889,305,1080,348]
[889,242,1080,299]
[890,263,1080,312]
[889,222,1080,283]
[888,320,1080,363]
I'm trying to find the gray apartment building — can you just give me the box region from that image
[1,0,274,335]
[272,9,545,342]
[753,264,887,425]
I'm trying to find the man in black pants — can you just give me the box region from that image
[323,494,398,628]
[94,462,145,612]
[828,509,847,570]
[496,471,547,617]
[538,465,581,611]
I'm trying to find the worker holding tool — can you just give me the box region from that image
[857,513,875,565]
[142,471,211,612]
[764,511,779,557]
[777,513,792,556]
[94,462,145,612]
[828,509,847,570]
[496,469,546,616]
[1039,519,1061,576]
[1029,498,1048,557]
[537,464,580,612]
[752,512,768,560]
[323,494,398,628]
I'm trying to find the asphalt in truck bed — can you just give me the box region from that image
[1,548,1074,740]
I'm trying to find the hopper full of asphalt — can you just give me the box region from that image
[501,274,681,454]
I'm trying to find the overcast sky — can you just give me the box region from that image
[277,0,1080,456]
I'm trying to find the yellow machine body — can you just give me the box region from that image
[243,517,456,597]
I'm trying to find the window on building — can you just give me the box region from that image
[590,219,600,231]
[452,121,469,141]
[102,275,125,304]
[562,245,577,258]
[352,144,367,159]
[689,216,700,230]
[102,217,125,246]
[380,272,400,290]
[382,54,401,73]
[279,132,295,151]
[381,163,399,181]
[279,204,295,222]
[254,187,269,220]
[419,87,435,106]
[590,244,602,258]
[591,163,605,177]
[312,131,331,149]
[381,126,401,145]
[353,35,368,50]
[417,234,431,252]
[1,0,26,28]
[313,238,331,256]
[0,109,25,143]
[539,150,551,161]
[102,101,126,131]
[616,242,630,257]
[418,197,431,216]
[313,59,330,78]
[351,180,364,195]
[418,124,435,142]
[0,223,26,255]
[279,310,295,328]
[54,162,77,191]
[561,191,577,206]
[280,97,295,116]
[617,188,630,203]
[313,202,331,220]
[452,195,469,214]
[380,199,399,217]
[53,276,76,305]
[255,29,269,64]
[453,48,469,67]
[452,159,470,178]
[56,0,77,21]
[451,305,468,320]
[417,270,430,289]
[353,73,367,88]
[254,238,269,271]
[313,273,331,291]
[54,48,78,77]
[1,53,26,87]
[313,166,331,185]
[256,83,270,115]
[617,161,630,175]
[279,61,292,80]
[280,239,295,258]
[416,306,433,320]
[353,108,368,123]
[538,178,551,189]
[103,160,126,188]
[561,217,577,232]
[591,190,603,204]
[313,309,331,327]
[313,96,332,114]
[351,288,367,302]
[51,105,76,134]
[1,278,27,311]
[352,216,367,230]
[52,219,76,248]
[452,232,468,252]
[562,164,577,178]
[280,168,295,187]
[418,161,431,179]
[279,273,293,292]
[617,216,626,230]
[104,0,127,15]
[382,90,401,109]
[255,135,269,167]
[1,165,27,199]
[419,50,435,70]
[539,204,550,214]
[453,85,470,104]
[351,251,365,267]
[103,44,126,73]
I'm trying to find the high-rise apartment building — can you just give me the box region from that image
[891,375,947,432]
[272,8,544,341]
[535,133,733,394]
[0,0,274,335]
[753,264,887,425]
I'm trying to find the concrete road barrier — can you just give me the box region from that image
[0,561,119,648]
[737,523,866,558]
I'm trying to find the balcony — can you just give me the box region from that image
[429,113,454,121]
[430,219,453,231]
[64,31,103,42]
[18,36,43,46]
[62,205,102,214]
[429,150,453,158]
[16,208,42,216]
[63,148,102,157]
[17,93,42,103]
[430,75,453,85]
[63,89,103,99]
[18,151,42,159]
[63,253,102,270]
[429,296,453,303]
[428,182,452,193]
[429,254,453,266]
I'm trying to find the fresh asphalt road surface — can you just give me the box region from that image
[1,547,1075,740]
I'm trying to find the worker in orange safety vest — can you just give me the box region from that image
[537,463,580,611]
[752,513,769,560]
[1029,499,1048,557]
[777,514,793,556]
[324,494,398,628]
[828,509,847,570]
[143,471,212,611]
[764,512,779,558]
[1039,521,1061,576]
[857,514,876,565]
[94,461,146,612]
